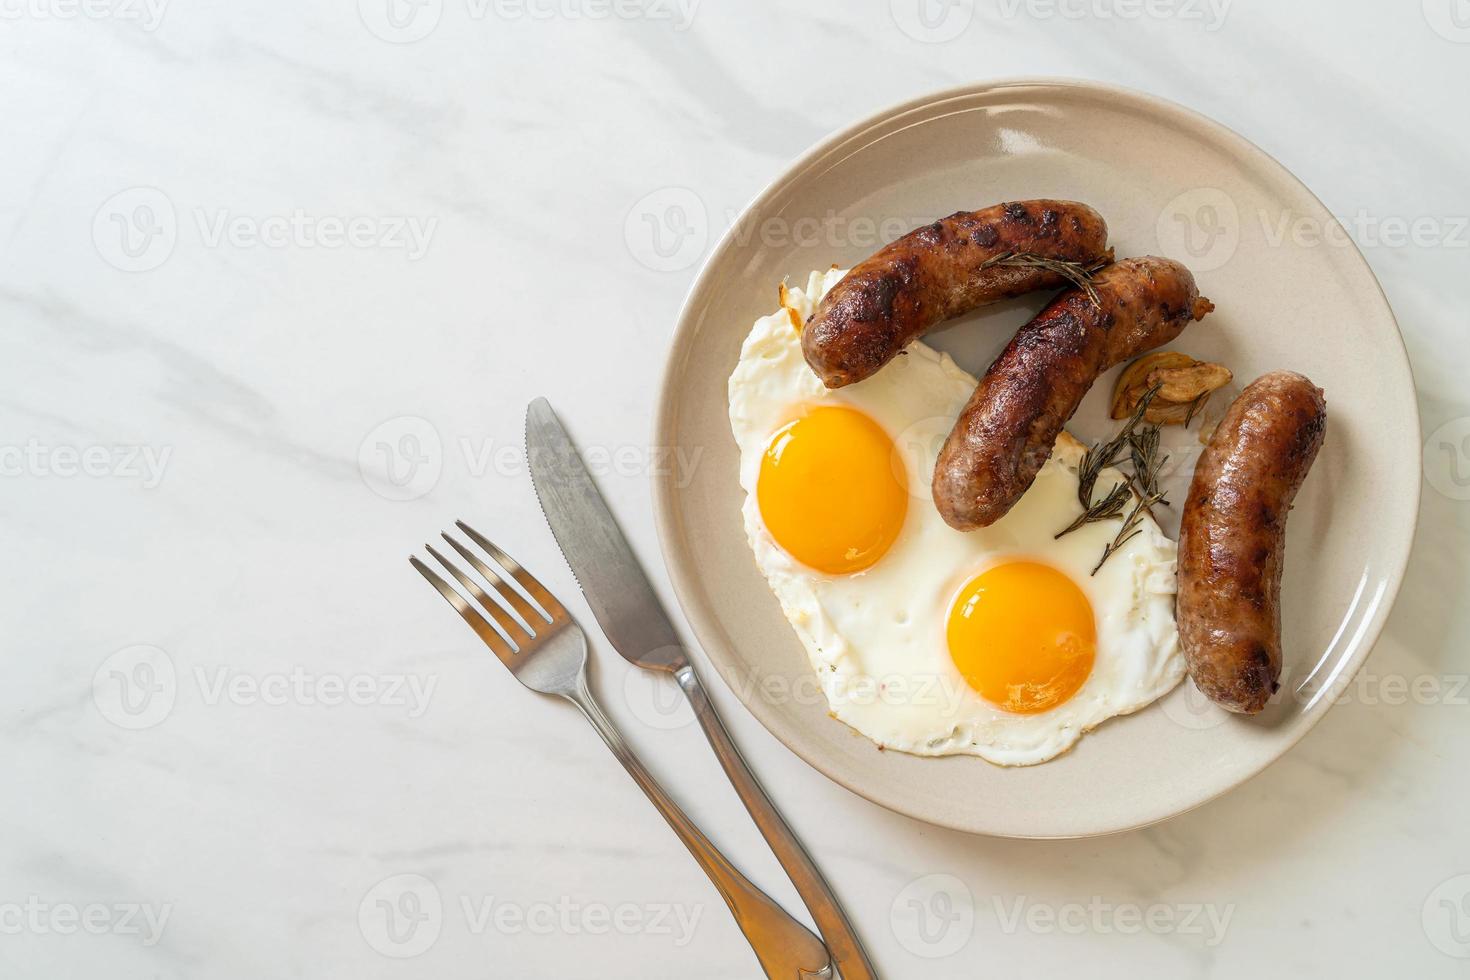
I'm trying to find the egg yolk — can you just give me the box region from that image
[757,406,908,575]
[947,561,1097,714]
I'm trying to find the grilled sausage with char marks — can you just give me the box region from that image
[933,256,1213,530]
[801,200,1110,388]
[1177,371,1327,715]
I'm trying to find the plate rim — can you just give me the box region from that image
[650,76,1421,838]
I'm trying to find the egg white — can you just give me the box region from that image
[728,270,1185,766]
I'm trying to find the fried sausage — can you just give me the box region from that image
[1177,371,1327,714]
[801,201,1110,388]
[933,256,1213,531]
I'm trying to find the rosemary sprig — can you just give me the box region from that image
[1092,490,1166,576]
[1093,382,1159,473]
[980,251,1108,308]
[1056,384,1162,539]
[1128,423,1167,500]
[1055,383,1174,574]
[1055,480,1129,538]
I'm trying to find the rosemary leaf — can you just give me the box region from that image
[1184,391,1209,428]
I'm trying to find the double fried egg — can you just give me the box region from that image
[729,269,1184,766]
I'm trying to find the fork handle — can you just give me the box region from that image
[676,663,881,980]
[562,677,833,980]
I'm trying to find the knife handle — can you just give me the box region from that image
[561,676,833,980]
[675,663,881,980]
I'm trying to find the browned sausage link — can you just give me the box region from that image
[933,256,1213,531]
[1177,372,1327,714]
[801,200,1110,388]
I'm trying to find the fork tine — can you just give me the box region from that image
[454,522,566,619]
[424,544,534,648]
[442,533,545,629]
[409,556,516,662]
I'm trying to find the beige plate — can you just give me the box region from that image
[651,78,1419,838]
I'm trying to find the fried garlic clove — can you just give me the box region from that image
[1112,352,1234,425]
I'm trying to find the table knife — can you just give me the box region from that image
[525,397,879,980]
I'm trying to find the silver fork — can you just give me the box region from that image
[410,523,833,980]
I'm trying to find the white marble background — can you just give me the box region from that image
[2,1,1468,977]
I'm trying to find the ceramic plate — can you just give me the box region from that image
[650,78,1419,838]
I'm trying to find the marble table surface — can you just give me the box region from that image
[4,2,1468,977]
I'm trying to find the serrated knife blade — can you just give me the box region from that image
[524,397,687,671]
